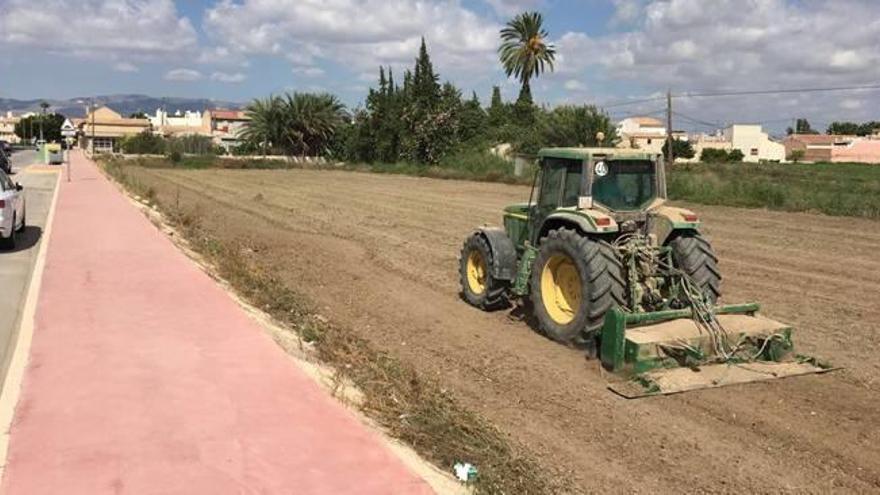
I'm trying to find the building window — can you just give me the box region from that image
[750,148,758,156]
[647,138,653,145]
[93,137,114,153]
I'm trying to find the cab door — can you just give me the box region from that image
[529,158,575,245]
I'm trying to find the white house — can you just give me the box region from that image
[722,125,785,162]
[149,108,203,128]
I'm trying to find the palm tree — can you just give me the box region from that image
[498,11,556,105]
[282,93,347,157]
[241,95,285,156]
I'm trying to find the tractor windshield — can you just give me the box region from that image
[591,160,656,211]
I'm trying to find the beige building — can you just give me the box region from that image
[616,116,667,154]
[80,106,151,153]
[0,112,21,144]
[205,109,250,151]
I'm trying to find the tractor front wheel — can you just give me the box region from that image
[530,228,625,349]
[459,233,509,310]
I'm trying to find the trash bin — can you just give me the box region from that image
[47,143,63,165]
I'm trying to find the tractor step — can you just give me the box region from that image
[608,359,834,398]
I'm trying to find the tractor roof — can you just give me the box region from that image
[538,147,659,161]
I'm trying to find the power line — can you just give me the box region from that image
[672,111,724,129]
[596,82,880,110]
[675,83,880,99]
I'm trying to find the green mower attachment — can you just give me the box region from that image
[600,303,835,398]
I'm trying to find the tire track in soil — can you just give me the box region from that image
[132,167,880,494]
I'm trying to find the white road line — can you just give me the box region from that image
[0,170,62,478]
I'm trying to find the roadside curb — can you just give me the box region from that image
[0,169,62,478]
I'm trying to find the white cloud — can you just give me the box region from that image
[0,0,197,60]
[113,62,139,73]
[203,0,500,77]
[292,66,326,77]
[210,71,247,83]
[482,0,544,17]
[840,98,862,110]
[593,0,880,88]
[610,0,646,25]
[564,80,587,92]
[164,68,203,82]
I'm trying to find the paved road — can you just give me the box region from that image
[1,152,434,494]
[0,150,58,393]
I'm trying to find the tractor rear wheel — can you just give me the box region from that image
[668,231,721,303]
[530,228,625,348]
[459,233,509,310]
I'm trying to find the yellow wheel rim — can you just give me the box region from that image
[540,253,582,325]
[466,249,488,295]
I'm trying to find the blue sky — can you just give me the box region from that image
[2,0,880,133]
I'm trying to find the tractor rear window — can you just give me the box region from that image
[592,160,656,211]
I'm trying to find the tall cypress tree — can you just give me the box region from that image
[487,85,507,128]
[412,37,439,110]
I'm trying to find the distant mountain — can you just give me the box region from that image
[0,94,243,118]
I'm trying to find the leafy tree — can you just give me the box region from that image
[700,148,743,163]
[826,121,860,135]
[15,113,65,142]
[541,105,616,148]
[121,131,165,154]
[662,138,695,161]
[787,149,805,163]
[458,92,487,144]
[498,11,556,105]
[827,121,880,136]
[129,111,148,119]
[786,118,817,135]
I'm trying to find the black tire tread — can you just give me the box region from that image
[669,232,722,302]
[530,228,625,347]
[459,233,509,310]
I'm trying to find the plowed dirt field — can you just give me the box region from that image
[129,167,880,493]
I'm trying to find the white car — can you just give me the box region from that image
[0,169,25,249]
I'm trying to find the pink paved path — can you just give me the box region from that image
[1,153,433,494]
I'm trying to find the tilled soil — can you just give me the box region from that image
[131,167,880,493]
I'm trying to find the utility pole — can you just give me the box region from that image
[666,89,674,166]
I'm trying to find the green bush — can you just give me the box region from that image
[121,131,165,155]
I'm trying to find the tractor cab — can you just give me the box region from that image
[504,148,668,248]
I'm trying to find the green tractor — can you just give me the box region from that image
[459,148,832,396]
